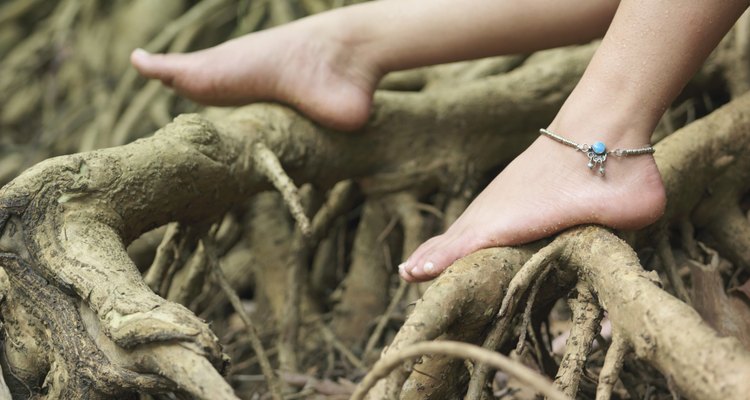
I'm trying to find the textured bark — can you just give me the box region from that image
[569,227,750,400]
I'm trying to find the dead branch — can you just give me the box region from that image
[352,341,567,400]
[252,142,312,237]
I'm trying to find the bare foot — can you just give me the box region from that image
[130,16,380,131]
[399,131,666,282]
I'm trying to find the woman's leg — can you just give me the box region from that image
[130,0,618,131]
[400,0,748,281]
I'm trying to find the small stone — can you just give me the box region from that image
[592,141,607,155]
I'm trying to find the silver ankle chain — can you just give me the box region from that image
[539,128,655,176]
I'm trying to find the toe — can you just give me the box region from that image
[402,234,460,282]
[398,261,417,282]
[403,229,488,282]
[401,235,442,280]
[130,49,225,103]
[130,48,185,84]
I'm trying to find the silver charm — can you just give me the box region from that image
[586,149,607,175]
[579,141,608,176]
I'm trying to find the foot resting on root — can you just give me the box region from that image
[398,132,666,282]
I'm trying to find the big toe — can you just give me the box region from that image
[401,233,476,282]
[130,48,185,85]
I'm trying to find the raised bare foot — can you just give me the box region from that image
[130,16,380,131]
[399,128,666,282]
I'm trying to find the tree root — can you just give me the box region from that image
[0,41,593,396]
[595,331,628,400]
[381,225,750,399]
[553,283,603,398]
[331,200,391,347]
[466,239,564,398]
[656,233,691,303]
[569,227,750,399]
[366,247,535,400]
[0,254,177,398]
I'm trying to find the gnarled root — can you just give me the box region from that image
[368,226,750,400]
[0,40,597,397]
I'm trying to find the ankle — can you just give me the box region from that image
[312,3,396,78]
[294,9,385,89]
[547,62,669,150]
[547,101,657,151]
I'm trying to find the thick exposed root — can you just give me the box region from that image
[466,239,564,398]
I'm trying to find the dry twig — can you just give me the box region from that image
[352,341,568,400]
[205,240,284,400]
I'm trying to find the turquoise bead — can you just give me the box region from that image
[592,141,606,155]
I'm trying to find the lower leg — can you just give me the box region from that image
[131,0,618,131]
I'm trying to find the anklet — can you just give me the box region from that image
[539,128,654,176]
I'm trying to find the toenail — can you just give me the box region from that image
[424,262,435,274]
[132,48,150,59]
